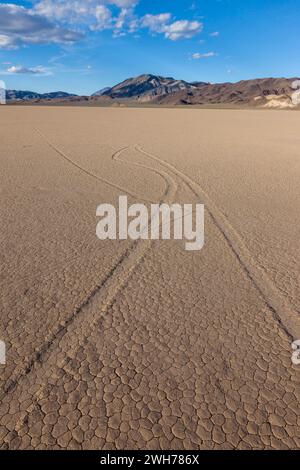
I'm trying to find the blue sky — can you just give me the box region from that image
[0,0,299,94]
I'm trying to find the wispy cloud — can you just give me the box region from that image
[210,31,220,37]
[192,51,217,59]
[3,64,52,75]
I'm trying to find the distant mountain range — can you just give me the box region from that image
[5,74,300,109]
[6,90,77,101]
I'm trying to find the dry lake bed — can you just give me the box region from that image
[0,106,299,450]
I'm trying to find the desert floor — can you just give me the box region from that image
[0,106,299,450]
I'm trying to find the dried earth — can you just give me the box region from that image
[0,107,299,450]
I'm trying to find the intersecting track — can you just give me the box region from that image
[34,128,166,205]
[1,133,178,399]
[136,145,300,340]
[1,131,299,450]
[2,130,298,399]
[4,129,300,400]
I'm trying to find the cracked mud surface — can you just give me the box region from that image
[0,107,299,449]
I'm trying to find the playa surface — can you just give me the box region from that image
[0,106,299,450]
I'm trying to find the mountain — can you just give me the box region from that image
[153,77,300,108]
[95,75,300,108]
[92,87,111,97]
[90,75,300,108]
[6,90,77,101]
[5,75,300,109]
[6,90,42,101]
[99,74,208,102]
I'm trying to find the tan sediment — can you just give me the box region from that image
[0,107,299,450]
[136,145,300,340]
[1,136,178,399]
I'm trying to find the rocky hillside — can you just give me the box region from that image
[153,77,300,108]
[97,74,208,102]
[5,75,300,108]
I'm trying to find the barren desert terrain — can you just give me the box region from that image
[0,106,299,450]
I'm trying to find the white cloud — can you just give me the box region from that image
[35,1,98,23]
[113,7,133,35]
[0,34,17,49]
[109,0,138,6]
[34,0,139,35]
[0,4,83,49]
[210,31,219,37]
[164,20,203,41]
[34,0,78,21]
[5,64,52,75]
[141,14,203,41]
[34,1,136,26]
[192,51,217,59]
[128,17,139,33]
[35,3,203,40]
[1,64,52,76]
[93,5,113,30]
[0,2,204,47]
[141,13,172,33]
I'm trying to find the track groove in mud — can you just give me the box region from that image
[2,242,136,396]
[136,145,299,340]
[4,134,297,400]
[1,138,177,397]
[34,129,164,204]
[1,108,299,450]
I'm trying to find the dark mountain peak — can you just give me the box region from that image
[99,74,202,101]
